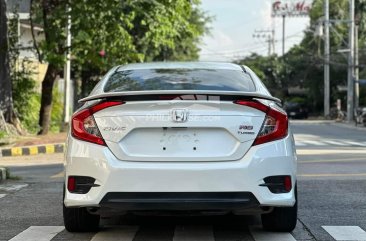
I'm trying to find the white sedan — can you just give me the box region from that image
[63,62,297,232]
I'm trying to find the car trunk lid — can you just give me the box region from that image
[93,99,266,162]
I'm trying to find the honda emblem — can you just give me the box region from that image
[172,109,188,122]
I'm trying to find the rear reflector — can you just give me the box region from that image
[235,100,288,145]
[284,176,292,192]
[71,100,124,145]
[260,175,292,193]
[67,176,76,192]
[67,176,97,194]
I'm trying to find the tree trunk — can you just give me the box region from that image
[38,64,58,135]
[36,0,66,135]
[0,0,13,122]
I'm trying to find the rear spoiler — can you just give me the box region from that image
[79,90,281,104]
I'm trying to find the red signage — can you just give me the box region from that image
[272,0,312,17]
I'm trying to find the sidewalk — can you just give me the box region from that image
[0,133,67,157]
[331,121,366,131]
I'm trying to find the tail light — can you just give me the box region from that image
[71,100,124,146]
[235,100,288,145]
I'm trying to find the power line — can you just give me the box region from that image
[252,29,275,56]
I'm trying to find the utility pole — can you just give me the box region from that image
[253,30,275,56]
[272,28,276,54]
[324,0,330,117]
[354,24,359,110]
[272,17,276,55]
[63,7,72,129]
[282,15,286,55]
[347,0,355,122]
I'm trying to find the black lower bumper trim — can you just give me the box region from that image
[99,192,259,211]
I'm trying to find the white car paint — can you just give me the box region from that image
[64,62,297,215]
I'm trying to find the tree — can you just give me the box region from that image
[236,0,366,114]
[70,0,211,99]
[31,0,210,134]
[0,0,14,124]
[30,0,68,135]
[236,54,287,98]
[151,3,211,61]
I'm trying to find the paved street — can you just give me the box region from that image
[1,121,366,241]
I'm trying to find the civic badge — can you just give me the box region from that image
[171,109,188,122]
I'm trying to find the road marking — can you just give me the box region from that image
[342,140,366,146]
[323,226,366,240]
[249,226,296,241]
[299,157,366,164]
[91,226,138,241]
[9,226,64,241]
[297,149,366,155]
[295,139,366,147]
[300,140,325,146]
[299,173,366,177]
[0,184,28,192]
[0,194,6,199]
[173,225,214,241]
[295,141,306,146]
[322,140,347,146]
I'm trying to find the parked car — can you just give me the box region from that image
[284,101,308,119]
[63,62,297,232]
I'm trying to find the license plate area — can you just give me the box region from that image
[160,127,198,151]
[120,127,239,158]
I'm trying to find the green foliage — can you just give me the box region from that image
[236,54,286,98]
[50,87,63,133]
[8,11,40,133]
[31,0,68,68]
[19,93,40,133]
[236,0,366,114]
[70,0,210,71]
[66,0,211,100]
[27,0,210,133]
[29,0,211,129]
[0,130,7,139]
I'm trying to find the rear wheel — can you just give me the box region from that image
[261,186,297,232]
[63,187,100,232]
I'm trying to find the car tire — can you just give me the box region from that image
[63,187,100,232]
[261,186,297,232]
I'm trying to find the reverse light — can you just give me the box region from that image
[71,100,124,146]
[235,100,288,145]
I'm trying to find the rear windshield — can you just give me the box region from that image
[103,68,256,92]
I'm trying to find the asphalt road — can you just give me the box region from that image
[0,120,366,241]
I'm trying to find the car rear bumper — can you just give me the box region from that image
[64,133,297,209]
[99,192,259,211]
